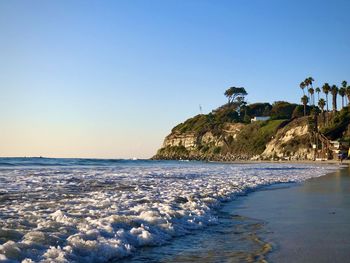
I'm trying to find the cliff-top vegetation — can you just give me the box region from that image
[154,78,350,161]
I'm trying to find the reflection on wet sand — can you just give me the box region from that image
[237,165,350,263]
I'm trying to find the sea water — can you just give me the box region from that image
[0,158,337,262]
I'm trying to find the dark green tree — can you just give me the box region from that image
[301,95,309,116]
[318,98,325,113]
[224,87,248,104]
[318,98,326,125]
[341,80,347,105]
[270,101,298,119]
[339,87,346,109]
[300,82,306,95]
[315,87,321,102]
[308,87,315,105]
[346,86,350,106]
[330,85,338,113]
[322,83,330,112]
[224,88,234,104]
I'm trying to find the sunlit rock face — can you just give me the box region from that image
[163,132,198,148]
[154,117,314,161]
[262,119,312,160]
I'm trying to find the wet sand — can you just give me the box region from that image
[236,164,350,263]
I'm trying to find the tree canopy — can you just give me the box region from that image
[224,87,248,104]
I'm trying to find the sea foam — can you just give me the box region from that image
[0,161,338,262]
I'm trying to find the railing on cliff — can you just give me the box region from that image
[313,131,333,160]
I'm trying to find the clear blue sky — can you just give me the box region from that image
[1,0,350,158]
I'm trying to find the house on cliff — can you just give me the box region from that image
[251,116,270,123]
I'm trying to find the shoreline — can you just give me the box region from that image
[119,162,341,263]
[152,157,350,165]
[234,165,350,262]
[0,159,344,262]
[211,159,350,165]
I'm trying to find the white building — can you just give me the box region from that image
[251,116,270,123]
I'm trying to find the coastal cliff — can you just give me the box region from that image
[153,104,350,161]
[153,117,311,161]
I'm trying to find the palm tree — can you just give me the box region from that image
[308,77,314,87]
[341,81,348,105]
[330,85,338,113]
[342,80,347,88]
[305,77,314,95]
[339,87,346,109]
[318,98,326,125]
[322,83,330,112]
[346,86,350,106]
[304,78,310,87]
[304,78,310,99]
[300,82,306,95]
[318,98,325,112]
[301,95,309,116]
[308,87,315,105]
[315,87,321,102]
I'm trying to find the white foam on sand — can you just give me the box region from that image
[0,162,338,262]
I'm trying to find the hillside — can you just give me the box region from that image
[153,104,350,161]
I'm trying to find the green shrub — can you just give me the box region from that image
[270,101,298,119]
[212,146,222,154]
[172,105,240,136]
[321,107,350,139]
[228,120,286,155]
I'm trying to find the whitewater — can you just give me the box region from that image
[0,158,337,262]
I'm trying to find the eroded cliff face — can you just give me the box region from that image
[163,123,245,147]
[261,119,312,160]
[163,132,197,148]
[153,117,313,161]
[153,123,245,160]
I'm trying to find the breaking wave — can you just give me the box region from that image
[0,159,337,262]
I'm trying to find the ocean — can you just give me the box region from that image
[0,158,337,262]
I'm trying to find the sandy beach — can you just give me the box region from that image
[236,164,350,263]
